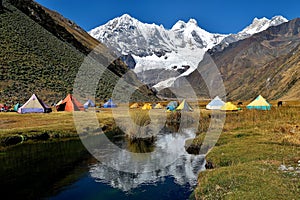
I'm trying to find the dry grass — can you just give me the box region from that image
[0,112,75,135]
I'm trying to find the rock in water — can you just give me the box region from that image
[205,161,214,169]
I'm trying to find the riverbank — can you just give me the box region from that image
[193,106,300,199]
[0,111,116,148]
[0,106,202,148]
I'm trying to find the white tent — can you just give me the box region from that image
[206,96,225,110]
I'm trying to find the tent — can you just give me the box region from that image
[84,99,95,109]
[246,95,271,110]
[18,94,52,114]
[103,99,117,108]
[56,94,84,111]
[1,104,11,111]
[130,103,139,109]
[206,96,225,110]
[142,103,152,110]
[153,103,164,109]
[221,102,238,111]
[0,104,4,111]
[0,104,10,112]
[56,99,63,106]
[166,101,178,111]
[176,100,193,111]
[13,103,22,112]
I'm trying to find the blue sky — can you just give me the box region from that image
[35,0,299,33]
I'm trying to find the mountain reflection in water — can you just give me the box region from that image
[89,129,205,191]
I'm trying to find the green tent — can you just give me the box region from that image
[14,103,22,112]
[246,95,271,110]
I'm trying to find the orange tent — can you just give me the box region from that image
[56,94,84,111]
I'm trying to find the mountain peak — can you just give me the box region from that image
[240,15,288,35]
[187,18,198,25]
[253,17,268,23]
[270,15,288,26]
[120,13,131,18]
[171,18,199,31]
[171,20,186,31]
[271,15,288,21]
[116,13,138,23]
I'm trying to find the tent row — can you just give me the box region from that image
[1,94,53,114]
[130,100,193,112]
[9,93,118,114]
[55,95,117,111]
[2,93,272,114]
[130,102,164,110]
[206,95,271,111]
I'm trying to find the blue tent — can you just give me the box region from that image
[84,99,95,109]
[103,99,117,108]
[166,101,178,111]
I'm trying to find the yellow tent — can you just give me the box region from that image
[176,99,193,111]
[246,95,271,110]
[130,103,139,109]
[221,102,238,111]
[154,103,163,109]
[142,103,152,110]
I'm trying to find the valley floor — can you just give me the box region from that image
[0,105,299,199]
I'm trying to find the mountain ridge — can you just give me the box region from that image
[209,15,288,53]
[177,18,300,100]
[89,14,288,90]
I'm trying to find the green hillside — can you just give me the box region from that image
[0,0,156,105]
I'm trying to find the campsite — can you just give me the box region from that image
[1,0,299,199]
[0,94,299,199]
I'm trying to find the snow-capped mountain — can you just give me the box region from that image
[89,14,226,89]
[89,14,225,57]
[209,16,288,53]
[89,15,288,90]
[240,15,288,35]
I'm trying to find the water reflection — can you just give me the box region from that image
[127,139,155,153]
[89,129,205,191]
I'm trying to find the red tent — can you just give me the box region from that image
[0,104,11,111]
[56,94,84,111]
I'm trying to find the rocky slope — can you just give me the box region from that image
[176,18,300,100]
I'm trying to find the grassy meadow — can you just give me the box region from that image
[193,104,300,199]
